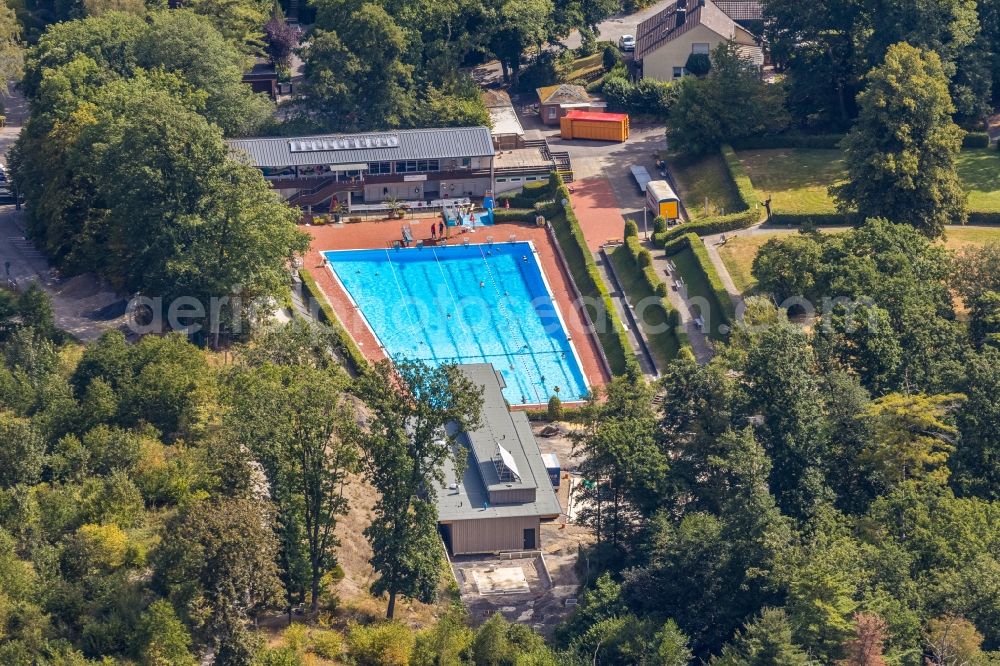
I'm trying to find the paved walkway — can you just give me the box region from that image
[645,240,713,364]
[568,176,629,251]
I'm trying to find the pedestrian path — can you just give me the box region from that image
[645,241,713,364]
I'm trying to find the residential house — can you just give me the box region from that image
[635,0,763,82]
[536,84,607,126]
[435,364,562,556]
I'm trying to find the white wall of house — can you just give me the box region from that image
[641,24,756,82]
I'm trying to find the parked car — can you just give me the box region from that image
[619,34,636,51]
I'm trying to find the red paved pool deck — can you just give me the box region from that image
[302,217,610,398]
[568,175,628,252]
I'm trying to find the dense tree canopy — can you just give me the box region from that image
[832,44,966,237]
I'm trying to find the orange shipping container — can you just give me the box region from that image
[559,111,630,142]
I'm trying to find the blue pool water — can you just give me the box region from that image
[323,242,588,405]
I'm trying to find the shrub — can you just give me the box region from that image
[348,622,415,666]
[602,43,620,71]
[547,395,564,420]
[962,132,990,149]
[624,220,639,237]
[311,631,343,660]
[601,74,672,117]
[685,52,711,77]
[298,270,369,376]
[653,216,667,235]
[516,51,561,92]
[638,249,653,267]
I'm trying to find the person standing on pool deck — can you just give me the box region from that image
[431,224,437,241]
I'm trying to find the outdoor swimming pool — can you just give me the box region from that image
[323,241,589,405]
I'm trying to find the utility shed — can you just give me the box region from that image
[435,364,562,555]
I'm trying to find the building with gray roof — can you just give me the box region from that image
[436,364,561,556]
[226,126,496,214]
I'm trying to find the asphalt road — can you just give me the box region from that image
[562,0,673,49]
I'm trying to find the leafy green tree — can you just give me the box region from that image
[137,10,274,136]
[573,372,666,547]
[226,323,359,614]
[153,497,283,652]
[953,347,1000,498]
[861,393,964,489]
[356,360,481,619]
[712,608,811,666]
[923,615,987,666]
[667,41,788,154]
[832,44,966,237]
[138,599,197,666]
[485,0,553,86]
[0,412,46,488]
[183,0,271,52]
[302,4,413,130]
[751,233,824,304]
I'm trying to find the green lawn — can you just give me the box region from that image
[736,149,844,214]
[957,149,1000,213]
[670,247,729,341]
[943,225,1000,250]
[735,147,1000,215]
[609,246,680,369]
[667,152,744,219]
[717,233,783,294]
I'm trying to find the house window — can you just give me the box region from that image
[548,107,557,119]
[692,42,710,54]
[673,67,686,79]
[461,158,471,168]
[368,162,392,175]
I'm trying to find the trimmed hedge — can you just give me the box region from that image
[655,145,761,245]
[491,207,537,223]
[663,233,736,327]
[730,133,845,150]
[299,270,369,376]
[549,172,637,375]
[768,212,853,226]
[496,180,555,208]
[963,132,990,149]
[623,235,683,331]
[968,212,1000,225]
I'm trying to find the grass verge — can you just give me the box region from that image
[609,244,682,369]
[668,151,743,219]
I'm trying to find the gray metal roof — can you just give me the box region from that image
[435,364,561,522]
[226,126,495,168]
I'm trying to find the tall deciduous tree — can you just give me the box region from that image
[832,43,966,238]
[226,321,359,615]
[572,371,666,547]
[667,41,788,154]
[153,497,283,657]
[356,360,481,619]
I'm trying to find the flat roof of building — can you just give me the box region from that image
[488,105,525,137]
[226,126,495,168]
[435,364,561,522]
